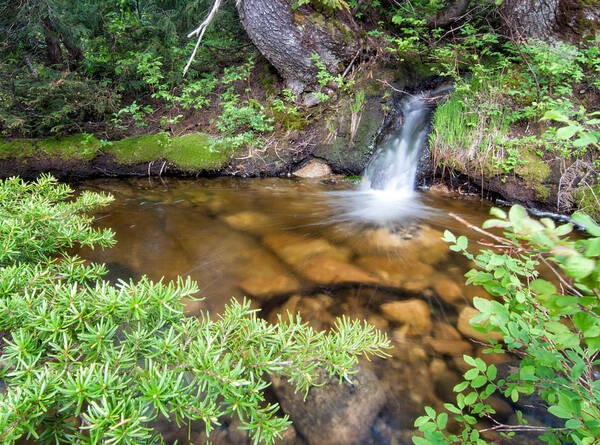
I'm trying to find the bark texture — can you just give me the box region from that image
[237,0,359,91]
[500,0,560,41]
[501,0,600,42]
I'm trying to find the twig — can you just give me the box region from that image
[342,49,361,79]
[183,0,223,76]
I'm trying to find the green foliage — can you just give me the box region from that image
[0,69,119,137]
[0,175,391,444]
[414,205,600,444]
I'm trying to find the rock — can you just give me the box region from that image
[359,225,448,265]
[432,322,462,340]
[302,92,322,107]
[271,365,385,445]
[263,232,351,266]
[432,368,462,402]
[487,395,514,423]
[296,256,378,286]
[357,256,433,291]
[457,307,503,343]
[464,285,493,303]
[292,160,332,178]
[239,274,301,301]
[221,210,276,235]
[190,415,250,445]
[380,299,432,336]
[426,338,473,356]
[366,314,389,331]
[433,275,464,305]
[268,294,334,330]
[268,295,302,324]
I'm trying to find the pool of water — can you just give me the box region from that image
[75,176,537,444]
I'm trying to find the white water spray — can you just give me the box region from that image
[326,86,451,226]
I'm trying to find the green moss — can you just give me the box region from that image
[515,148,551,199]
[166,134,229,170]
[1,132,230,172]
[37,134,101,161]
[106,133,171,164]
[0,139,37,159]
[575,185,600,221]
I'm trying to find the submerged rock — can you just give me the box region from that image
[271,365,385,445]
[238,274,301,301]
[296,256,378,286]
[357,256,433,292]
[432,275,464,304]
[292,160,332,178]
[263,232,351,265]
[380,299,432,336]
[220,210,276,235]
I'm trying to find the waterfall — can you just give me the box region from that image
[362,93,431,195]
[364,84,453,195]
[325,86,450,226]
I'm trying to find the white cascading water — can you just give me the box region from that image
[326,87,449,226]
[362,92,431,194]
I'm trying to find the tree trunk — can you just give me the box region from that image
[500,0,600,42]
[41,17,63,66]
[236,0,360,92]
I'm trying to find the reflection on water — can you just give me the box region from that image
[76,177,541,445]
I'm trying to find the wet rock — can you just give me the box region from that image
[268,294,335,330]
[239,274,302,301]
[263,232,351,265]
[487,395,514,423]
[221,210,276,235]
[271,365,385,445]
[433,275,464,305]
[359,225,448,265]
[191,415,250,445]
[366,314,389,331]
[302,93,322,108]
[457,307,503,343]
[296,257,378,286]
[432,368,462,403]
[426,338,473,356]
[432,322,462,340]
[381,299,432,336]
[357,256,433,291]
[464,284,493,303]
[268,295,302,325]
[292,160,332,178]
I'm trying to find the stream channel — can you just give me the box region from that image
[74,90,543,444]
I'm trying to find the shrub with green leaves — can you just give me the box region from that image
[413,206,600,445]
[0,175,390,444]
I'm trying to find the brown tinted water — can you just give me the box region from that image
[75,177,539,444]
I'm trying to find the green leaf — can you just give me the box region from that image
[585,238,600,257]
[456,236,468,250]
[573,133,598,147]
[489,207,507,219]
[453,381,468,392]
[541,110,569,123]
[442,230,456,243]
[556,125,580,140]
[508,205,528,224]
[572,212,600,236]
[548,405,572,419]
[564,254,596,279]
[444,403,461,414]
[437,412,448,429]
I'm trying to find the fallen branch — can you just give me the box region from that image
[183,0,223,76]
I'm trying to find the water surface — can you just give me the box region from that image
[76,177,534,444]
